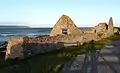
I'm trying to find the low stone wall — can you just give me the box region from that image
[5,27,118,59]
[23,42,64,58]
[5,33,102,59]
[5,36,64,59]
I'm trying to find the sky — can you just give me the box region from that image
[0,0,120,27]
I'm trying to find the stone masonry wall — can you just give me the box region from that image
[5,36,64,59]
[5,16,116,59]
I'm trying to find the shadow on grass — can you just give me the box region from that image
[0,34,120,73]
[0,44,89,73]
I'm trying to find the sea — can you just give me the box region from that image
[0,27,52,45]
[0,26,92,45]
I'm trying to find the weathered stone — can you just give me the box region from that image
[5,37,24,59]
[93,23,108,36]
[50,14,82,36]
[5,15,115,59]
[92,28,96,33]
[114,28,120,35]
[107,17,114,36]
[82,28,93,33]
[5,36,64,59]
[91,17,114,38]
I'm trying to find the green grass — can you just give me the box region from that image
[0,34,120,73]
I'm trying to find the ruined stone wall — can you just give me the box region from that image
[5,33,101,59]
[5,16,116,59]
[88,17,115,38]
[5,36,64,59]
[23,37,64,58]
[50,15,82,36]
[83,30,93,33]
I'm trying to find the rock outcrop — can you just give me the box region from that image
[50,15,82,36]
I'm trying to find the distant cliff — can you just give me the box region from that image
[0,25,29,28]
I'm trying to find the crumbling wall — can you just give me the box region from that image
[5,16,116,59]
[91,17,115,38]
[50,15,82,36]
[5,37,24,59]
[5,36,64,59]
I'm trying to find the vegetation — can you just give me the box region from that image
[0,34,120,73]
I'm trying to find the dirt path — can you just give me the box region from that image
[62,40,120,73]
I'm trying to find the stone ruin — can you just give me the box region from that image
[5,36,65,59]
[50,15,83,36]
[5,15,119,59]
